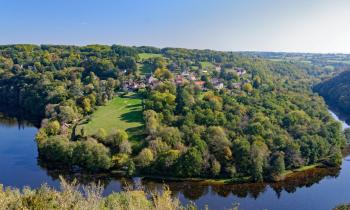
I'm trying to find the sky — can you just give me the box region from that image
[1,0,350,53]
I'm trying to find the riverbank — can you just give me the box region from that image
[139,162,327,185]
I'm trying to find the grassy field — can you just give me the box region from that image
[76,95,144,142]
[200,61,215,69]
[138,53,163,60]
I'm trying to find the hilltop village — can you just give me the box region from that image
[121,56,249,93]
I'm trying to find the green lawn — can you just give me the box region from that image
[190,65,199,71]
[138,53,163,60]
[76,95,144,142]
[200,61,214,69]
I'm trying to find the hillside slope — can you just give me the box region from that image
[314,70,350,121]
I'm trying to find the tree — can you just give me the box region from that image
[158,127,182,147]
[148,138,171,155]
[143,110,159,135]
[119,139,132,155]
[211,159,221,177]
[117,56,137,73]
[40,136,74,168]
[126,159,136,176]
[243,83,253,93]
[253,76,261,88]
[58,105,79,123]
[108,129,129,148]
[45,120,60,135]
[73,139,111,172]
[152,150,180,174]
[271,151,285,176]
[284,140,303,169]
[232,139,251,173]
[81,97,92,114]
[328,146,342,166]
[136,148,154,167]
[96,128,107,142]
[205,126,231,162]
[35,128,48,146]
[344,128,350,143]
[250,140,270,181]
[154,68,173,80]
[176,147,203,177]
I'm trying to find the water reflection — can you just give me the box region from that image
[0,113,32,129]
[137,166,340,200]
[37,163,341,201]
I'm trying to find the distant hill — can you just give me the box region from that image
[314,70,350,121]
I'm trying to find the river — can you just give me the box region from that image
[329,109,350,130]
[0,111,349,210]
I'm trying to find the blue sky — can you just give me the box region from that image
[1,0,350,53]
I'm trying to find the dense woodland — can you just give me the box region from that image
[314,70,350,122]
[0,44,346,182]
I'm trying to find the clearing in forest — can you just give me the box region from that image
[77,95,144,141]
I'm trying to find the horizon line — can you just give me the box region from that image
[1,42,350,55]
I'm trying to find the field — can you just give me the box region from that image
[138,53,163,60]
[76,94,144,142]
[200,61,215,69]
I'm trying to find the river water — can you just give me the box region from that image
[329,109,350,130]
[0,111,349,210]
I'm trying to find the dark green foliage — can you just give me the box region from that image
[176,147,203,177]
[314,70,350,121]
[39,136,74,168]
[73,140,112,172]
[344,128,350,143]
[270,152,286,176]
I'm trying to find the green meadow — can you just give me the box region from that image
[77,95,144,142]
[138,53,163,60]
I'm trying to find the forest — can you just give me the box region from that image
[314,70,350,123]
[0,44,346,182]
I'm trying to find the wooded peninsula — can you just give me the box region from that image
[0,45,346,182]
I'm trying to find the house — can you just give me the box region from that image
[175,75,186,85]
[211,78,220,84]
[194,81,206,89]
[181,71,190,77]
[60,123,70,135]
[122,80,145,91]
[214,82,224,90]
[232,82,242,89]
[215,65,221,71]
[147,75,157,84]
[235,67,246,77]
[188,73,197,81]
[122,83,130,92]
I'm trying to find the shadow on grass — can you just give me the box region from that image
[121,94,141,99]
[120,110,143,124]
[126,104,142,109]
[127,126,146,140]
[126,125,147,154]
